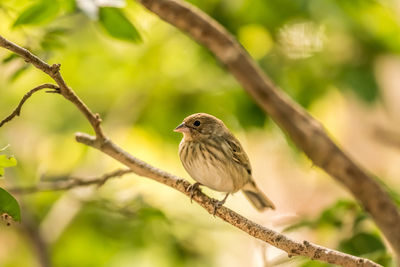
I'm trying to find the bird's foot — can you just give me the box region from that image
[212,200,224,216]
[186,182,201,203]
[212,193,229,216]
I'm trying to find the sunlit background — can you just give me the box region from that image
[1,0,400,266]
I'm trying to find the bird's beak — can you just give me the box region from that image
[174,122,189,133]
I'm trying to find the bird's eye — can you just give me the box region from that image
[193,120,201,127]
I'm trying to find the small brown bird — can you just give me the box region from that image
[174,113,275,212]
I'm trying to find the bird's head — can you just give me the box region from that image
[174,113,226,141]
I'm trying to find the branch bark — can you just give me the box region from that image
[0,83,59,128]
[0,35,105,139]
[75,132,379,267]
[135,0,400,258]
[0,31,384,267]
[9,169,133,194]
[373,126,400,150]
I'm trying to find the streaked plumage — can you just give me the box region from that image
[174,113,275,211]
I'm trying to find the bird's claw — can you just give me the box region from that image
[186,182,201,203]
[212,199,224,216]
[212,193,229,216]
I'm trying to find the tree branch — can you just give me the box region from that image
[135,0,400,258]
[0,31,383,266]
[373,126,400,150]
[0,35,105,139]
[0,83,60,128]
[75,133,380,267]
[9,168,133,194]
[21,208,52,267]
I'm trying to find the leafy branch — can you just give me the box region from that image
[0,33,381,266]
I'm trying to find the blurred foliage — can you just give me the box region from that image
[98,7,141,43]
[0,150,20,222]
[0,188,21,222]
[189,0,400,106]
[1,0,400,266]
[2,0,399,134]
[0,154,17,177]
[51,198,211,267]
[13,0,60,27]
[286,200,394,267]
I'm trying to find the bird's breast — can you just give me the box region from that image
[179,140,248,193]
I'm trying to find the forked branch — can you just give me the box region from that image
[0,28,384,267]
[0,35,105,139]
[0,83,59,128]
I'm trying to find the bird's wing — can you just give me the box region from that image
[226,136,252,175]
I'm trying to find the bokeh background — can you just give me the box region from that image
[1,0,400,266]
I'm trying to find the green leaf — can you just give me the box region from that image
[284,200,361,232]
[0,188,21,222]
[138,206,168,222]
[0,155,17,177]
[340,66,379,103]
[283,220,314,232]
[60,0,77,13]
[13,0,59,27]
[0,155,17,168]
[2,53,19,64]
[98,7,142,43]
[40,29,67,50]
[339,232,385,255]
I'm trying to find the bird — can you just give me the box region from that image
[174,113,275,213]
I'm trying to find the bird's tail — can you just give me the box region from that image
[242,180,275,211]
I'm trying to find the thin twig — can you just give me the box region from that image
[9,169,133,194]
[0,35,105,139]
[0,27,384,267]
[0,83,60,128]
[135,0,400,259]
[0,144,11,151]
